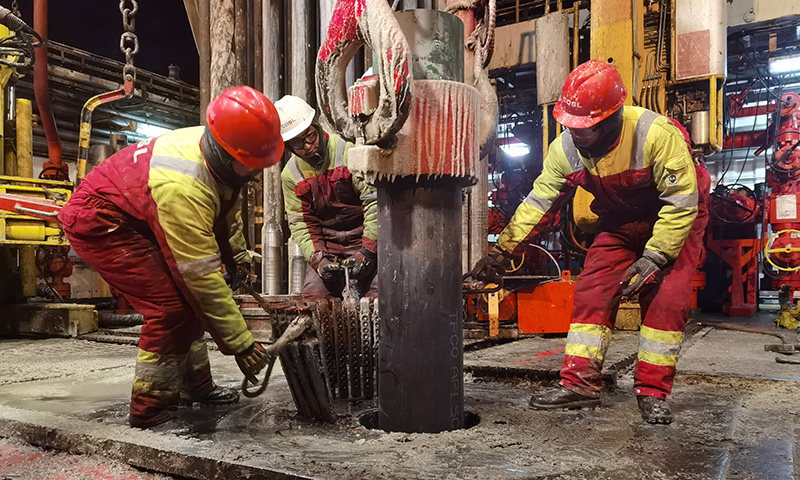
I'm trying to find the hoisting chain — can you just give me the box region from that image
[11,0,19,16]
[119,0,139,83]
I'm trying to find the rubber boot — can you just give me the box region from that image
[128,409,175,429]
[637,395,673,424]
[179,383,240,406]
[529,386,601,410]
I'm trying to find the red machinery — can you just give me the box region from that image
[706,183,761,316]
[762,93,800,298]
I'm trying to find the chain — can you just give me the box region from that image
[11,0,19,16]
[119,0,139,82]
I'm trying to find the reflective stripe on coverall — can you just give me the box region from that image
[281,132,378,299]
[58,126,252,425]
[495,107,708,398]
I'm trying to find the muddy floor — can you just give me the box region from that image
[0,314,798,479]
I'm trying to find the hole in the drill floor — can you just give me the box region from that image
[358,410,480,432]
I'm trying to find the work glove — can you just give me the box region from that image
[316,257,343,281]
[341,247,377,280]
[236,341,271,384]
[468,248,510,285]
[621,250,668,296]
[223,264,251,291]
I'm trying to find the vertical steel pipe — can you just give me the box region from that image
[290,0,313,102]
[377,176,464,433]
[262,0,285,293]
[290,240,305,295]
[16,97,35,297]
[16,99,32,178]
[32,0,62,169]
[264,222,283,295]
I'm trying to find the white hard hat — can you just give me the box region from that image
[274,95,316,142]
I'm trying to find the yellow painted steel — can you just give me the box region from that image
[13,95,38,295]
[708,75,724,152]
[6,221,60,241]
[0,178,71,250]
[16,99,32,178]
[589,0,643,106]
[0,25,16,176]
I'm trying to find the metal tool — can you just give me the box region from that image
[342,265,358,315]
[240,283,312,397]
[241,312,313,397]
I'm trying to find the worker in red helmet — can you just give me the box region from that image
[58,86,283,429]
[470,60,710,424]
[274,95,378,300]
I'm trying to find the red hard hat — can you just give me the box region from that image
[206,86,284,169]
[553,60,628,129]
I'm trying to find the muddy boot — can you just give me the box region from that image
[529,386,601,410]
[179,384,240,407]
[128,409,175,429]
[637,395,673,424]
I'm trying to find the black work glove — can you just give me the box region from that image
[223,265,250,291]
[236,341,270,384]
[621,250,668,296]
[316,257,343,281]
[341,247,377,280]
[469,248,510,285]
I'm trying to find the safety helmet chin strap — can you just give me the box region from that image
[202,126,259,189]
[575,107,625,159]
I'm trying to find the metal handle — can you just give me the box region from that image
[14,205,59,218]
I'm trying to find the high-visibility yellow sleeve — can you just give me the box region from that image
[150,182,253,354]
[497,140,574,256]
[645,120,699,261]
[281,166,317,262]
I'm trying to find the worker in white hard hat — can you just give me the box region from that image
[275,95,378,300]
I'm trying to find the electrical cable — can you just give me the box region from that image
[733,82,769,186]
[525,243,562,278]
[717,69,739,187]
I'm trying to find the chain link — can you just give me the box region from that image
[11,0,19,17]
[119,0,139,82]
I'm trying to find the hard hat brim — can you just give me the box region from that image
[553,102,622,129]
[281,116,314,142]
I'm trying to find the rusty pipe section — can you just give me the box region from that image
[33,0,65,179]
[75,79,135,181]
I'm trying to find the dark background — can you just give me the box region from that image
[6,1,199,85]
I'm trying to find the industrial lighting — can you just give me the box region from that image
[500,143,530,157]
[769,55,800,75]
[137,123,172,138]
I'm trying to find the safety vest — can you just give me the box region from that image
[281,132,377,267]
[68,126,253,354]
[497,106,699,261]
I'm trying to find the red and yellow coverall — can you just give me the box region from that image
[58,126,253,426]
[497,107,710,399]
[281,131,378,299]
